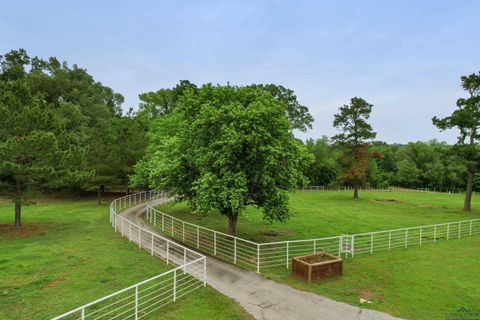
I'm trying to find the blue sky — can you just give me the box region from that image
[1,1,479,143]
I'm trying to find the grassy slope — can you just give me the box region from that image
[0,198,252,320]
[158,191,480,241]
[158,191,480,320]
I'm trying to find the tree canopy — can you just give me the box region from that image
[0,49,148,226]
[133,84,310,234]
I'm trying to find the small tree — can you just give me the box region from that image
[332,97,376,199]
[433,72,480,211]
[134,84,310,235]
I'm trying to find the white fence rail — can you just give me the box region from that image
[346,219,480,257]
[52,191,206,320]
[297,186,469,194]
[146,193,480,273]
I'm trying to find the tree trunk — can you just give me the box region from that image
[353,180,359,200]
[228,214,238,236]
[463,170,474,212]
[14,198,21,228]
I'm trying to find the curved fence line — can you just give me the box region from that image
[52,191,206,320]
[145,192,480,273]
[297,186,471,194]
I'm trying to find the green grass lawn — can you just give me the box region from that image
[157,191,480,241]
[263,236,480,320]
[0,197,252,320]
[157,191,480,320]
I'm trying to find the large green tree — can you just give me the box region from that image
[0,50,89,227]
[134,84,310,234]
[332,97,376,199]
[433,72,480,211]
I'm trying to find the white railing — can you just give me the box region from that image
[297,186,468,194]
[52,191,206,320]
[345,219,480,257]
[145,193,480,273]
[145,193,259,272]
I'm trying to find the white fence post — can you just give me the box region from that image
[419,226,423,245]
[203,258,207,287]
[214,232,217,256]
[370,233,373,254]
[338,237,342,257]
[81,308,85,320]
[388,231,391,250]
[173,269,177,302]
[470,220,473,235]
[182,221,185,242]
[447,224,450,240]
[171,217,174,237]
[234,238,237,264]
[405,229,408,248]
[434,225,437,243]
[162,214,165,232]
[166,241,170,265]
[129,223,132,242]
[313,239,317,254]
[138,228,141,249]
[257,245,260,273]
[458,222,461,238]
[134,285,139,320]
[351,235,355,257]
[286,242,289,268]
[196,226,200,248]
[183,250,187,274]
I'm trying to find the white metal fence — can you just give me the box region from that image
[146,193,480,273]
[297,186,469,194]
[52,191,206,320]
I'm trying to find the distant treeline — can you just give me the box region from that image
[303,138,477,191]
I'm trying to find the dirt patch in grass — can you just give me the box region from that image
[360,289,375,300]
[0,223,51,240]
[372,199,402,204]
[419,204,445,209]
[259,229,292,239]
[261,231,281,237]
[43,274,66,290]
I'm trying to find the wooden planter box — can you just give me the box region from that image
[292,252,343,283]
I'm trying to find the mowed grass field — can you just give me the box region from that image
[0,197,252,320]
[157,191,480,320]
[157,191,480,241]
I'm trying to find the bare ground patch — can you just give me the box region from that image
[43,274,66,290]
[0,223,52,240]
[371,198,403,204]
